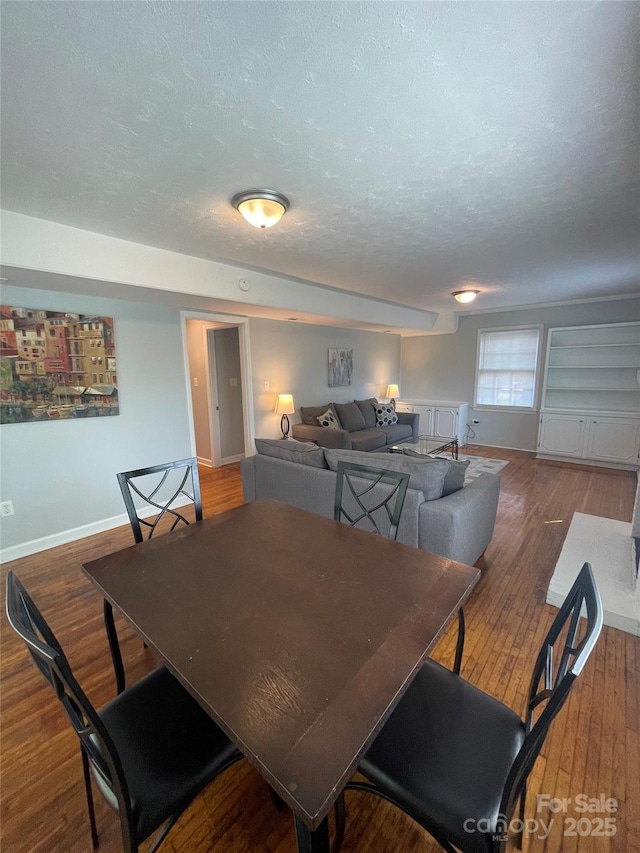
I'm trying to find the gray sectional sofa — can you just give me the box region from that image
[291,399,419,451]
[240,439,501,566]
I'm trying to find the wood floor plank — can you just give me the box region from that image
[1,452,638,853]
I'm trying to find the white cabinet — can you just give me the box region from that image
[538,413,640,467]
[538,322,640,469]
[538,414,587,457]
[585,417,640,464]
[396,401,469,444]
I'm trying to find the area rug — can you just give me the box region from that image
[547,512,639,636]
[433,453,509,484]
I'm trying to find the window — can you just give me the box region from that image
[475,327,542,409]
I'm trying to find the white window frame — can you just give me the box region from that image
[473,325,544,413]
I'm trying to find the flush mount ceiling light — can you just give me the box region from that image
[231,189,289,229]
[452,290,480,304]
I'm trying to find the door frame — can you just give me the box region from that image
[181,311,255,465]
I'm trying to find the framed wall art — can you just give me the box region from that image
[328,347,353,387]
[0,305,118,424]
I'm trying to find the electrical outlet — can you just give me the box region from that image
[193,377,199,387]
[264,380,270,391]
[0,500,14,517]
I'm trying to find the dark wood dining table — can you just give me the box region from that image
[83,499,480,852]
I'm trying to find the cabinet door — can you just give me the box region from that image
[538,414,587,457]
[413,406,433,434]
[586,417,640,463]
[433,407,458,438]
[394,402,413,413]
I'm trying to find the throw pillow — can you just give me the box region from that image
[375,403,398,427]
[333,401,366,433]
[254,438,328,468]
[300,403,341,427]
[324,449,449,501]
[317,409,341,430]
[354,398,378,429]
[402,450,470,496]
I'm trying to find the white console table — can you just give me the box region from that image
[396,400,469,445]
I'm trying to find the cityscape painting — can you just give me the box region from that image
[0,305,118,424]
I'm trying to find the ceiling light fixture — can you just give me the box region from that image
[452,290,480,303]
[231,189,289,229]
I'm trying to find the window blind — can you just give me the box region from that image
[476,328,541,408]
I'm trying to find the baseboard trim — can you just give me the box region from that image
[0,496,192,564]
[536,453,639,472]
[221,454,245,465]
[197,455,213,467]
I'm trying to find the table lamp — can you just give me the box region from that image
[386,384,399,405]
[275,394,295,439]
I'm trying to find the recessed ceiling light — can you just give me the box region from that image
[452,290,480,303]
[286,317,299,322]
[0,277,8,283]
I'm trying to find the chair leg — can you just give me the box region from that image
[332,793,346,853]
[81,747,99,849]
[516,782,527,849]
[103,600,126,694]
[269,788,285,811]
[453,608,465,675]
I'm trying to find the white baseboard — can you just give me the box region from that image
[221,454,245,465]
[197,455,213,467]
[536,453,639,471]
[0,496,193,565]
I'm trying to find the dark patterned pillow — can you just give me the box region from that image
[317,409,341,430]
[375,403,398,427]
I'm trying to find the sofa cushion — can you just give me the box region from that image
[255,438,328,468]
[333,401,366,433]
[300,403,341,427]
[324,449,450,501]
[378,423,413,444]
[403,449,470,496]
[375,403,398,427]
[354,398,378,429]
[317,409,341,430]
[350,428,388,452]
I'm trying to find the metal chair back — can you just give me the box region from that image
[334,461,410,540]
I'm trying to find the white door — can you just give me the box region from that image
[538,414,587,457]
[586,417,640,463]
[433,407,457,438]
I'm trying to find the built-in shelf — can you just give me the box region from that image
[538,322,640,469]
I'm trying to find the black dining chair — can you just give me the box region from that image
[106,458,202,693]
[6,570,244,853]
[333,461,410,540]
[334,562,603,853]
[334,459,466,674]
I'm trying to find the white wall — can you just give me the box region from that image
[0,285,402,557]
[248,319,401,438]
[401,297,640,451]
[0,284,194,556]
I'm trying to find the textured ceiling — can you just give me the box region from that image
[1,1,639,317]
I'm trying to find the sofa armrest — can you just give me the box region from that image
[418,473,500,565]
[291,423,352,449]
[397,411,419,438]
[240,456,256,502]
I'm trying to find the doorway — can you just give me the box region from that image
[182,311,255,467]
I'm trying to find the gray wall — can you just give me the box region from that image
[0,284,193,552]
[248,319,401,438]
[214,327,245,459]
[401,297,640,451]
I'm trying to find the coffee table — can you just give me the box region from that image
[388,434,459,459]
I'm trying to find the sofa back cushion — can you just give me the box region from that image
[354,398,378,429]
[333,402,366,433]
[255,438,328,468]
[402,449,470,496]
[300,403,341,427]
[324,449,449,502]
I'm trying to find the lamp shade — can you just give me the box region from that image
[386,384,400,400]
[275,394,295,415]
[232,190,289,229]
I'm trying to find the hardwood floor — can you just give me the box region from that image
[1,449,638,853]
